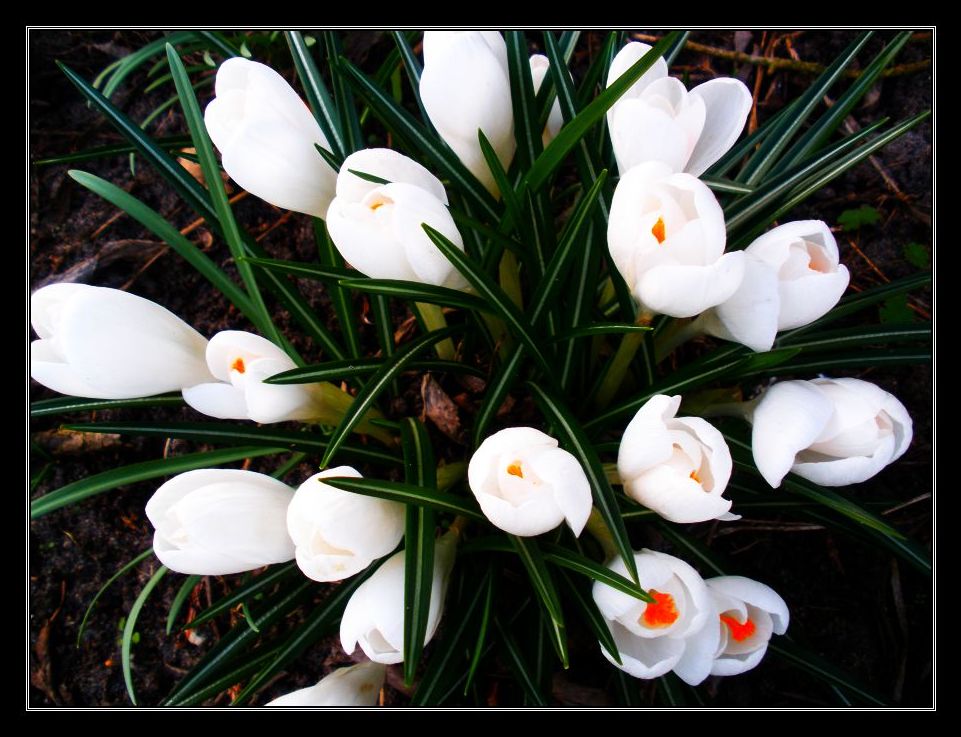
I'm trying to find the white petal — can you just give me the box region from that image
[609,99,692,175]
[711,644,768,677]
[326,198,421,282]
[30,282,91,339]
[606,42,668,102]
[627,465,732,523]
[792,440,895,486]
[526,447,593,537]
[750,381,834,488]
[603,621,685,679]
[707,576,789,634]
[468,427,557,501]
[672,618,722,686]
[700,254,780,352]
[617,394,681,481]
[778,267,850,330]
[340,549,406,664]
[336,148,448,205]
[472,486,565,537]
[244,358,322,423]
[685,78,753,176]
[638,251,745,318]
[182,381,250,420]
[673,416,733,494]
[205,330,293,381]
[31,339,114,398]
[266,661,386,707]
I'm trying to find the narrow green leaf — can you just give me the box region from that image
[322,477,483,521]
[193,30,241,60]
[324,32,364,154]
[168,647,283,706]
[99,32,197,98]
[506,31,543,170]
[540,543,652,603]
[265,357,484,385]
[315,220,363,360]
[187,563,299,630]
[31,446,280,519]
[392,31,432,125]
[769,641,886,706]
[33,135,193,166]
[463,569,495,695]
[31,394,184,418]
[557,570,621,665]
[401,418,437,685]
[76,548,154,647]
[777,323,930,352]
[509,535,568,668]
[494,615,549,705]
[243,256,355,284]
[552,323,652,341]
[423,225,554,377]
[338,277,491,313]
[320,327,458,468]
[524,32,679,192]
[285,31,345,159]
[656,522,728,578]
[472,344,525,449]
[527,381,639,584]
[123,565,168,705]
[478,129,525,241]
[166,575,201,635]
[702,177,755,195]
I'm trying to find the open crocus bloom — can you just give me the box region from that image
[340,531,457,664]
[146,469,295,576]
[31,283,213,399]
[618,395,734,523]
[608,161,745,318]
[751,377,913,487]
[592,549,712,680]
[698,220,850,352]
[266,661,386,707]
[468,427,593,537]
[325,148,468,289]
[529,54,564,147]
[420,31,515,196]
[204,57,337,218]
[673,576,789,685]
[606,41,752,176]
[286,467,405,582]
[182,331,328,424]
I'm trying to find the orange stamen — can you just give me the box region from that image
[507,462,524,478]
[231,357,246,374]
[689,470,701,484]
[652,217,666,244]
[371,202,384,211]
[720,613,756,642]
[642,589,679,628]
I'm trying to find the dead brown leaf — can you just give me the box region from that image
[33,429,122,455]
[420,375,465,444]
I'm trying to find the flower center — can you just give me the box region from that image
[720,613,756,642]
[231,357,246,374]
[689,469,701,484]
[507,462,524,478]
[642,589,679,628]
[652,217,666,244]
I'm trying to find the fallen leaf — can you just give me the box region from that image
[33,429,122,455]
[421,375,465,444]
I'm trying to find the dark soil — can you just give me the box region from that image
[29,29,933,708]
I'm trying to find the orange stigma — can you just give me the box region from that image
[689,470,701,484]
[231,357,246,374]
[642,590,679,628]
[371,201,384,211]
[720,614,756,642]
[507,462,524,478]
[652,217,666,244]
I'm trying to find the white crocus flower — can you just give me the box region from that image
[674,576,789,685]
[340,530,458,665]
[607,161,745,318]
[468,427,593,538]
[750,378,913,488]
[265,661,386,707]
[618,395,734,524]
[592,549,712,680]
[182,330,328,424]
[204,57,337,218]
[606,41,752,177]
[286,467,405,582]
[30,283,214,399]
[529,54,564,147]
[146,469,295,576]
[698,220,850,352]
[420,31,515,196]
[325,149,468,289]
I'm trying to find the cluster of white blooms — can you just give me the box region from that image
[29,33,917,706]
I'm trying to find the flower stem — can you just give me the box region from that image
[584,508,618,562]
[413,302,455,361]
[654,317,704,363]
[594,311,654,409]
[498,249,524,310]
[313,382,395,445]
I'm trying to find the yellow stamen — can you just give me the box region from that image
[507,462,524,478]
[689,469,701,484]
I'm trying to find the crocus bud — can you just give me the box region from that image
[468,427,593,538]
[607,161,745,318]
[618,395,734,524]
[673,576,789,685]
[529,54,564,147]
[30,283,214,399]
[420,31,515,196]
[286,467,405,582]
[592,549,712,680]
[146,469,295,576]
[607,42,752,176]
[698,220,850,352]
[750,378,913,488]
[265,661,386,707]
[204,57,337,218]
[182,330,329,424]
[340,531,457,664]
[325,149,468,289]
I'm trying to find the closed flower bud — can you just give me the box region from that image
[287,467,405,582]
[592,549,712,680]
[529,54,564,147]
[468,427,593,538]
[266,661,386,707]
[618,395,734,524]
[204,57,337,218]
[340,531,457,665]
[607,161,745,318]
[607,42,752,177]
[30,283,213,399]
[326,149,468,289]
[751,378,913,487]
[146,469,295,576]
[420,31,515,196]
